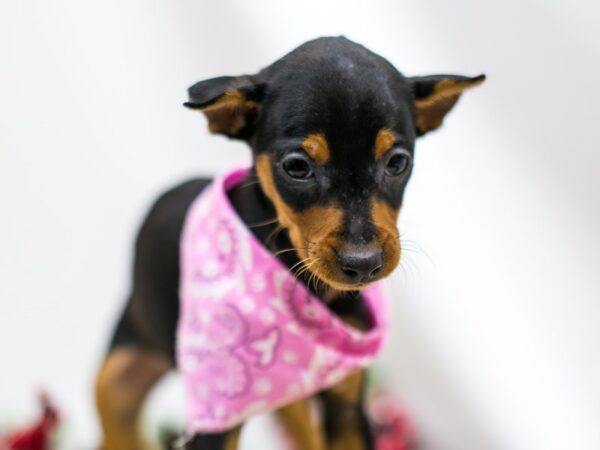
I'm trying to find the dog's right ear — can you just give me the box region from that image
[184,75,266,139]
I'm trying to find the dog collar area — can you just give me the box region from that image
[176,166,390,434]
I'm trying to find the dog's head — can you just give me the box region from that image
[185,37,484,291]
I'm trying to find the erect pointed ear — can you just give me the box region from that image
[184,75,266,139]
[409,74,485,136]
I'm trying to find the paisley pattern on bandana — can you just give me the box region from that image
[177,167,389,434]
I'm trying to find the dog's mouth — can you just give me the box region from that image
[293,234,400,292]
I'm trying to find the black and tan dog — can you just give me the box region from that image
[95,36,484,450]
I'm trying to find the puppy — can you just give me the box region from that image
[95,36,484,450]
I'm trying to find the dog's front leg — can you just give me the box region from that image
[183,427,242,450]
[276,398,326,450]
[320,369,374,450]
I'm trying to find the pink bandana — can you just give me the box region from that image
[176,166,390,434]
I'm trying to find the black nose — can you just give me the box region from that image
[337,247,383,283]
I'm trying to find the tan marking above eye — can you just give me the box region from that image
[374,128,396,159]
[302,133,330,165]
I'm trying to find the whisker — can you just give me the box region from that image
[306,263,319,291]
[237,180,262,190]
[312,270,327,294]
[294,265,313,281]
[294,257,316,276]
[272,247,298,257]
[398,250,424,288]
[293,257,320,280]
[265,224,285,248]
[300,258,321,287]
[248,217,279,228]
[289,256,313,276]
[400,237,435,266]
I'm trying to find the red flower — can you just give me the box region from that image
[3,392,59,450]
[369,391,415,450]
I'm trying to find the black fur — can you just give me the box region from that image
[105,36,483,449]
[184,37,482,248]
[109,178,210,362]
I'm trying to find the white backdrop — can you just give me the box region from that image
[1,1,599,449]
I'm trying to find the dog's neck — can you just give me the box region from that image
[227,169,369,323]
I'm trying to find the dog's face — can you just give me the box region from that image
[185,37,484,291]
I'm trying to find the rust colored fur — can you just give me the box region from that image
[202,90,259,135]
[374,129,396,159]
[303,133,331,165]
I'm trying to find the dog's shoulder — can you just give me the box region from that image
[141,178,212,232]
[115,178,212,358]
[134,176,213,294]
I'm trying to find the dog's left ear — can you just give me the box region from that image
[409,74,485,136]
[184,75,266,139]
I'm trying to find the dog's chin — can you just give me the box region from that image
[292,239,400,293]
[321,277,375,292]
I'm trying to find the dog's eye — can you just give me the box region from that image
[385,150,410,176]
[281,154,314,180]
